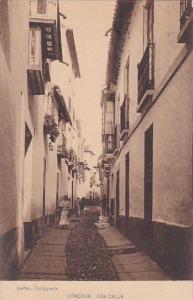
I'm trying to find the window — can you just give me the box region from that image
[138,0,155,108]
[143,0,154,50]
[178,0,193,43]
[25,123,33,155]
[124,57,129,97]
[29,27,41,66]
[104,100,114,135]
[37,0,46,14]
[147,0,154,43]
[180,0,193,28]
[120,97,129,134]
[105,134,114,153]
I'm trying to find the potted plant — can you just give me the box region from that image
[43,114,59,143]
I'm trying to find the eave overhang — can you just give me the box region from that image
[106,0,134,87]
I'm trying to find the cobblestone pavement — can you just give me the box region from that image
[17,207,169,281]
[65,213,119,281]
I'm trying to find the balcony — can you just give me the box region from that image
[113,124,119,156]
[103,163,110,177]
[29,0,61,60]
[27,26,45,95]
[103,121,114,136]
[68,148,78,169]
[178,0,193,43]
[120,97,129,141]
[103,133,116,160]
[68,149,74,166]
[57,136,67,158]
[102,120,114,147]
[137,43,155,113]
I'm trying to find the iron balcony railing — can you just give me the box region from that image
[102,120,114,137]
[105,134,115,154]
[102,121,114,144]
[69,148,77,163]
[120,97,129,133]
[138,43,155,104]
[180,0,193,29]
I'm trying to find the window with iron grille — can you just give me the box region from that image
[143,0,154,50]
[29,27,41,66]
[180,0,193,28]
[147,0,154,44]
[105,134,114,153]
[103,100,114,137]
[120,97,129,133]
[138,0,155,104]
[138,43,155,103]
[124,57,129,97]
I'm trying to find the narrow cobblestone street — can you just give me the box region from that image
[17,207,169,281]
[65,213,119,281]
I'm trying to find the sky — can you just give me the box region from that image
[58,0,115,156]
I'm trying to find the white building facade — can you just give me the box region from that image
[0,0,85,279]
[101,0,193,279]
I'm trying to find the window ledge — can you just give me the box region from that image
[104,153,114,160]
[137,89,154,113]
[113,147,119,157]
[120,128,129,141]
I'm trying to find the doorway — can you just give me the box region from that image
[115,170,120,224]
[71,180,74,208]
[43,158,46,216]
[125,152,129,220]
[144,124,153,220]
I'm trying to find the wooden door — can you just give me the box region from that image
[144,125,153,220]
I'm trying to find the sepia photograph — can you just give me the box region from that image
[0,0,192,293]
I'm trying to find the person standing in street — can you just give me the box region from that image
[74,197,81,216]
[74,197,78,216]
[80,197,86,216]
[58,196,71,229]
[77,197,81,216]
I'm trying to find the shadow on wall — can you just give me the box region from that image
[0,0,11,69]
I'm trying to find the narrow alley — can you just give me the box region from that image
[17,206,169,281]
[0,0,192,285]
